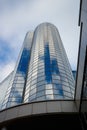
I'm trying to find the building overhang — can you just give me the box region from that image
[0,100,78,125]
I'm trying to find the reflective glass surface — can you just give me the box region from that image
[0,72,13,110]
[1,32,33,109]
[24,23,75,103]
[1,23,75,110]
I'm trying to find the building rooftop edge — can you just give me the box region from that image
[78,0,82,26]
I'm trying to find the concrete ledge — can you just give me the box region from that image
[32,102,46,114]
[0,100,78,124]
[18,103,32,117]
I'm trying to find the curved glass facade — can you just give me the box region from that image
[1,32,33,109]
[1,23,75,110]
[0,71,13,109]
[24,23,75,103]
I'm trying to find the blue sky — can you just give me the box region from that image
[0,0,80,82]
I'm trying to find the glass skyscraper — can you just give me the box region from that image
[1,22,75,110]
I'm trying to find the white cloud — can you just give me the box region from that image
[0,0,80,39]
[0,0,80,81]
[0,61,15,82]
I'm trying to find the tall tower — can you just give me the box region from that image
[1,32,33,109]
[1,23,75,110]
[24,23,75,102]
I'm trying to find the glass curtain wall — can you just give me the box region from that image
[1,32,33,109]
[24,23,75,103]
[1,23,75,110]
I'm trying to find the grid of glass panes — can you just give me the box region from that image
[51,25,75,98]
[1,32,33,109]
[24,23,75,103]
[24,27,45,102]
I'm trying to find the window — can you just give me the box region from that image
[46,89,53,94]
[30,88,36,96]
[36,91,45,97]
[37,85,45,91]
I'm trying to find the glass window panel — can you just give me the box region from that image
[38,66,44,70]
[32,72,37,77]
[53,89,63,96]
[26,80,31,86]
[38,69,44,73]
[62,85,71,92]
[37,76,45,82]
[37,85,45,91]
[45,84,53,89]
[6,102,13,108]
[13,80,25,84]
[34,56,38,59]
[31,79,37,85]
[14,87,23,91]
[25,88,30,96]
[63,91,72,97]
[9,97,22,103]
[30,88,36,96]
[31,84,37,90]
[46,89,53,94]
[32,60,38,67]
[9,92,13,97]
[38,64,44,68]
[31,74,37,79]
[6,89,11,94]
[64,96,72,99]
[38,62,44,66]
[32,68,38,73]
[71,90,74,95]
[31,62,38,67]
[29,94,36,101]
[53,84,63,90]
[12,91,23,97]
[33,57,38,60]
[52,75,60,80]
[36,91,45,97]
[46,94,53,99]
[61,81,69,86]
[37,81,45,87]
[38,72,44,77]
[45,73,52,84]
[36,96,45,101]
[54,95,64,99]
[15,77,25,80]
[24,93,29,99]
[61,77,69,82]
[52,79,61,84]
[59,69,66,74]
[32,69,38,74]
[14,83,24,88]
[24,98,28,103]
[32,66,38,70]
